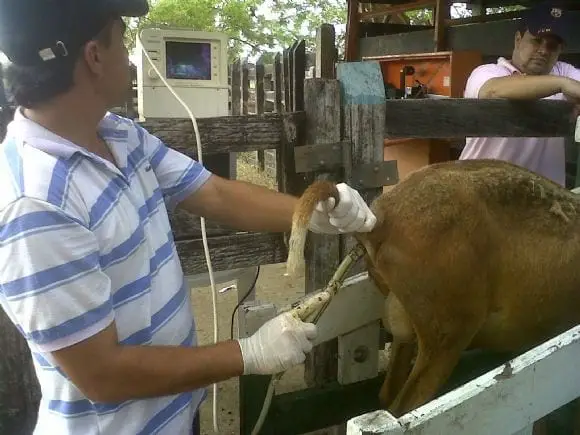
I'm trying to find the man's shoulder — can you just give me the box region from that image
[0,137,88,222]
[468,60,513,79]
[552,61,580,78]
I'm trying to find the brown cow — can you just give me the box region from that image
[285,158,580,417]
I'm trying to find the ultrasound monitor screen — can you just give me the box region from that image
[165,41,212,80]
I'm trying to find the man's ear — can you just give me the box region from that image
[82,40,105,77]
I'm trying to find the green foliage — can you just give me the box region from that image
[127,0,346,60]
[124,1,526,61]
[486,5,526,14]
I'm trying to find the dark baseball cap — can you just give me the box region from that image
[0,0,149,66]
[522,2,571,42]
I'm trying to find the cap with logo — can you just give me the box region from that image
[522,1,571,42]
[0,0,149,67]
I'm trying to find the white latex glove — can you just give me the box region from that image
[308,183,376,234]
[237,311,317,375]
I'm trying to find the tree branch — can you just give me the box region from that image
[229,36,262,51]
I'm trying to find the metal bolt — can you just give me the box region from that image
[319,160,325,166]
[373,165,379,172]
[353,345,369,363]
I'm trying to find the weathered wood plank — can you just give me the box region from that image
[316,24,337,79]
[273,53,284,113]
[168,210,236,240]
[242,60,250,116]
[336,61,386,392]
[279,108,303,197]
[294,141,346,174]
[302,78,343,388]
[0,310,40,435]
[292,40,306,112]
[256,56,266,171]
[339,61,396,267]
[273,53,290,195]
[310,272,384,347]
[346,324,580,435]
[176,232,287,275]
[433,0,450,51]
[231,59,241,115]
[283,48,291,111]
[384,99,576,139]
[138,112,304,156]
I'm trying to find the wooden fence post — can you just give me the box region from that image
[336,60,398,391]
[0,312,40,435]
[302,78,343,388]
[279,40,307,197]
[338,61,397,275]
[316,24,337,79]
[255,56,266,171]
[297,23,344,393]
[231,59,241,116]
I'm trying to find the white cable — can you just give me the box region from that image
[251,374,281,435]
[137,32,221,434]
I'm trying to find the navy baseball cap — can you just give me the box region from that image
[522,2,571,42]
[0,0,149,66]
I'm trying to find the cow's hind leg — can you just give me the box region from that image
[366,258,416,408]
[379,292,416,409]
[388,336,466,417]
[387,282,488,417]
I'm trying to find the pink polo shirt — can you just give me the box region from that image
[459,57,580,186]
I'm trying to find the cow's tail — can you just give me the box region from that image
[286,180,340,276]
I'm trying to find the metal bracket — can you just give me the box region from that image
[294,142,399,189]
[349,160,399,190]
[294,141,347,174]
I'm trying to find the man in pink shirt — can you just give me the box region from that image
[459,2,580,186]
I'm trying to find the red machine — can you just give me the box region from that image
[363,50,482,98]
[361,51,483,183]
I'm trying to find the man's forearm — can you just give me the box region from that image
[83,340,244,403]
[181,176,298,233]
[479,74,565,99]
[216,179,296,232]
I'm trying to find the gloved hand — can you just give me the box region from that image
[237,311,317,375]
[308,183,376,234]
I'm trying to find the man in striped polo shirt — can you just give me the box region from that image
[0,1,377,434]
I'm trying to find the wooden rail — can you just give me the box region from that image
[140,112,304,157]
[384,98,577,138]
[347,324,580,435]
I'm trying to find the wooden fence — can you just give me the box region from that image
[115,50,317,179]
[142,38,314,272]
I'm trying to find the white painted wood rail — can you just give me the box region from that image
[238,271,384,385]
[347,324,580,435]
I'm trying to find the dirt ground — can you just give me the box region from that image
[188,262,311,435]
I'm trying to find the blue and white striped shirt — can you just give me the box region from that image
[0,108,212,434]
